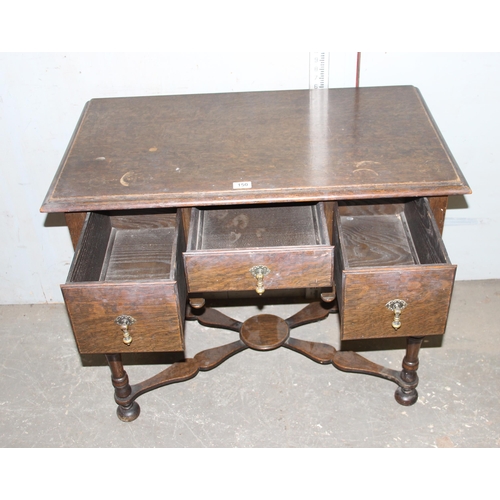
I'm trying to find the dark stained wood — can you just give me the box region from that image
[186,306,243,332]
[240,314,290,350]
[340,266,456,340]
[332,350,401,385]
[404,197,450,265]
[184,305,424,396]
[284,338,337,364]
[333,198,456,340]
[107,322,426,416]
[41,87,471,420]
[105,353,140,421]
[188,297,206,309]
[180,207,192,247]
[107,305,424,415]
[285,300,336,329]
[104,227,174,281]
[185,247,334,293]
[394,336,424,405]
[68,212,111,282]
[322,201,334,244]
[116,341,248,407]
[62,282,185,353]
[184,203,333,293]
[125,358,201,404]
[428,196,448,235]
[65,212,87,249]
[62,210,187,354]
[320,290,337,303]
[340,212,417,267]
[283,335,422,399]
[193,203,327,249]
[41,86,471,213]
[194,341,248,370]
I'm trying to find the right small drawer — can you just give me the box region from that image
[333,197,456,341]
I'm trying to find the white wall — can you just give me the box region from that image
[1,52,497,304]
[359,53,499,282]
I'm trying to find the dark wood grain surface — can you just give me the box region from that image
[340,214,416,268]
[42,87,471,419]
[62,210,187,354]
[41,86,470,213]
[184,203,333,293]
[103,227,175,282]
[62,281,186,353]
[196,204,323,249]
[333,198,456,340]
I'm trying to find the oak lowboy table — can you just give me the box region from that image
[41,86,471,422]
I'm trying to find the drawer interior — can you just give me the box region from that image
[336,198,451,269]
[69,209,180,283]
[188,202,330,251]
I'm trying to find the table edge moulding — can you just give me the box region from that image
[41,85,471,422]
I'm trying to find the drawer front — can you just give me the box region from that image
[339,265,456,340]
[184,247,333,293]
[62,281,185,354]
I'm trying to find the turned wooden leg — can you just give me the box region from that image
[395,336,424,406]
[105,354,140,422]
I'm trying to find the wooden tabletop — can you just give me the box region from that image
[41,86,471,213]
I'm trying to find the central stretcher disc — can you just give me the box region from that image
[240,314,290,351]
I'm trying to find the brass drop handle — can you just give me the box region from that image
[250,265,270,295]
[115,315,136,345]
[385,299,407,330]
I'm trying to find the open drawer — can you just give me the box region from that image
[61,209,187,354]
[333,198,456,340]
[183,203,334,295]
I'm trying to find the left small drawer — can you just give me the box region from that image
[61,209,187,354]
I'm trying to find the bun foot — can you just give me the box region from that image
[116,401,140,422]
[394,387,418,406]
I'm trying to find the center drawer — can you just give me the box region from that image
[61,209,187,354]
[333,197,456,340]
[183,203,334,294]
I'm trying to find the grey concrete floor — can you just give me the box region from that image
[0,279,499,448]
